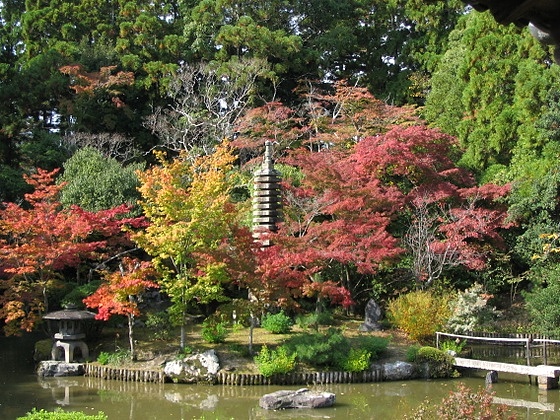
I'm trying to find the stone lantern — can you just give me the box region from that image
[43,306,96,363]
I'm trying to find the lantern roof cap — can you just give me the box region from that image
[43,307,96,320]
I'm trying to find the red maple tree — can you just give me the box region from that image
[83,257,158,359]
[0,168,145,335]
[255,124,511,306]
[353,126,511,286]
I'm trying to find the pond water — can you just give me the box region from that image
[3,335,560,419]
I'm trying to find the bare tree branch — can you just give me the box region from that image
[405,197,461,288]
[145,58,271,156]
[62,132,141,163]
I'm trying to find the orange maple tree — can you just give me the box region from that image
[59,64,134,108]
[0,168,144,335]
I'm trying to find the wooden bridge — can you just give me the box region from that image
[436,332,560,390]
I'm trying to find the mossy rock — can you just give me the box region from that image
[34,339,53,362]
[415,346,457,379]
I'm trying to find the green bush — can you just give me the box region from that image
[34,339,52,361]
[406,344,421,362]
[145,311,172,340]
[353,336,389,360]
[295,311,334,330]
[176,346,193,359]
[61,281,102,309]
[97,352,110,365]
[440,340,465,355]
[96,349,131,365]
[283,328,350,368]
[446,283,496,334]
[201,320,229,343]
[261,311,293,334]
[387,290,451,342]
[17,408,107,420]
[415,346,456,378]
[59,146,142,212]
[342,348,371,372]
[254,345,297,377]
[525,270,560,337]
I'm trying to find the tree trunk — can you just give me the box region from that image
[180,309,186,350]
[128,313,136,361]
[249,311,256,355]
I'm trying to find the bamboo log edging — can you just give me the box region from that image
[85,363,165,383]
[215,368,384,386]
[84,363,386,386]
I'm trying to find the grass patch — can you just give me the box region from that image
[88,316,414,373]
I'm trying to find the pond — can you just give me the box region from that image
[2,335,560,419]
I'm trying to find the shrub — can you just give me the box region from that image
[254,345,297,377]
[61,281,102,309]
[17,408,107,420]
[176,346,193,359]
[406,344,421,362]
[201,320,229,343]
[261,311,293,334]
[283,328,350,368]
[387,290,451,342]
[524,270,560,337]
[96,349,131,365]
[295,311,334,330]
[440,340,465,355]
[406,383,517,419]
[34,339,53,361]
[415,346,456,378]
[446,283,497,334]
[342,348,371,372]
[97,351,110,365]
[145,311,172,340]
[353,336,389,360]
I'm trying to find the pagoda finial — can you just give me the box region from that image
[263,140,274,171]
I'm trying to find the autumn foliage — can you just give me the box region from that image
[254,122,511,302]
[83,258,158,321]
[134,142,250,347]
[59,65,135,109]
[0,169,145,335]
[0,83,513,337]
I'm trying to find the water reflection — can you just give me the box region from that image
[26,376,560,419]
[3,334,560,419]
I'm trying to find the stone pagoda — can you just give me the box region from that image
[252,141,282,244]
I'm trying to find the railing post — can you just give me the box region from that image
[544,340,548,365]
[436,332,440,349]
[526,338,531,366]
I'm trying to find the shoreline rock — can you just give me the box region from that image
[37,361,85,377]
[164,349,220,383]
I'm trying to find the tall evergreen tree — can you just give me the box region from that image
[424,10,560,179]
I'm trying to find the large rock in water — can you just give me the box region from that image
[37,361,85,377]
[164,349,220,384]
[259,388,335,410]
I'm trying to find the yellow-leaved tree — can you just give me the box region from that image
[135,142,245,349]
